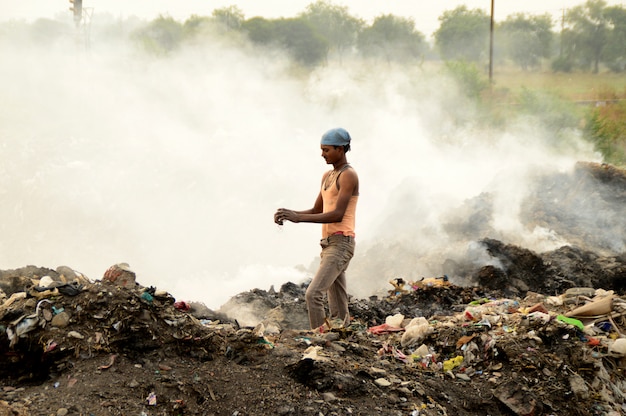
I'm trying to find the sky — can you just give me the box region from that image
[2,0,625,36]
[0,0,622,318]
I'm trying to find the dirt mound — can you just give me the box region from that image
[0,259,624,415]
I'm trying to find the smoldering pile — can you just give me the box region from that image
[221,162,626,329]
[219,236,626,331]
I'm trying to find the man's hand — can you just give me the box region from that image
[274,208,300,224]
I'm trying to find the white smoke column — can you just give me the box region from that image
[0,23,599,308]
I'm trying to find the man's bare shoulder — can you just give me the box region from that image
[339,166,359,192]
[344,165,358,178]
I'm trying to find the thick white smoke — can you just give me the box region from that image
[0,21,601,308]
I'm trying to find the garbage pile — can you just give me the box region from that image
[0,265,224,381]
[0,161,623,415]
[228,275,626,416]
[0,260,625,415]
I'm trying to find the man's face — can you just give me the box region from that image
[321,145,342,164]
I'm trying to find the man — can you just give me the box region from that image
[274,128,359,330]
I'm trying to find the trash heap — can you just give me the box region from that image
[0,263,625,415]
[0,265,224,381]
[362,281,626,416]
[273,277,626,416]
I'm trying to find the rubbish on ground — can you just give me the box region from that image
[385,313,404,328]
[146,392,157,406]
[556,315,585,331]
[609,338,626,357]
[1,246,626,415]
[401,317,433,347]
[566,294,614,317]
[442,356,464,372]
[368,323,405,335]
[410,275,450,289]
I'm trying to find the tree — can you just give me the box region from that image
[183,15,214,38]
[132,16,184,55]
[564,0,611,73]
[434,6,490,62]
[498,13,554,70]
[604,6,626,72]
[212,5,245,31]
[274,18,328,66]
[357,14,426,64]
[241,17,275,45]
[242,17,328,67]
[299,0,363,61]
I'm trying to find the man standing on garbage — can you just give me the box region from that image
[274,128,359,330]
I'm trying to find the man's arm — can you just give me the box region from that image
[275,169,357,224]
[274,192,323,225]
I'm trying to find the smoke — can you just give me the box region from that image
[0,18,605,309]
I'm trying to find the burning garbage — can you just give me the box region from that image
[0,164,622,414]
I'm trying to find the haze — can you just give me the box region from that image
[0,1,614,309]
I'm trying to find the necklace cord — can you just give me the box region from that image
[323,163,350,190]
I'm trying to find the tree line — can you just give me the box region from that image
[127,0,626,164]
[1,0,623,164]
[2,0,623,73]
[127,0,625,73]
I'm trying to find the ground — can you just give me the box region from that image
[0,266,624,416]
[0,162,624,416]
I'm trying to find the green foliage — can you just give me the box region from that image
[241,17,275,45]
[435,6,490,62]
[584,101,626,165]
[132,16,184,55]
[273,18,328,66]
[498,13,553,70]
[443,61,489,101]
[9,0,625,75]
[120,1,626,74]
[551,56,574,72]
[242,16,328,66]
[241,16,328,66]
[183,15,214,38]
[183,11,247,46]
[300,0,363,61]
[604,6,626,72]
[554,1,626,73]
[563,0,611,73]
[357,14,426,63]
[212,6,245,30]
[515,88,580,137]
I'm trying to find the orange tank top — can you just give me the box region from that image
[321,167,358,238]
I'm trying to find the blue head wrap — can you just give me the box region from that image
[321,128,351,146]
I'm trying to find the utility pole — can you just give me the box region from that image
[560,8,565,57]
[489,0,495,84]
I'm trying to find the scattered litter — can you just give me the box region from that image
[146,392,157,406]
[400,317,433,347]
[98,354,117,370]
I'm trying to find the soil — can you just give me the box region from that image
[0,162,624,416]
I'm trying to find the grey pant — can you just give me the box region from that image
[305,235,355,329]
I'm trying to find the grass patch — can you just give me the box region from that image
[492,69,626,102]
